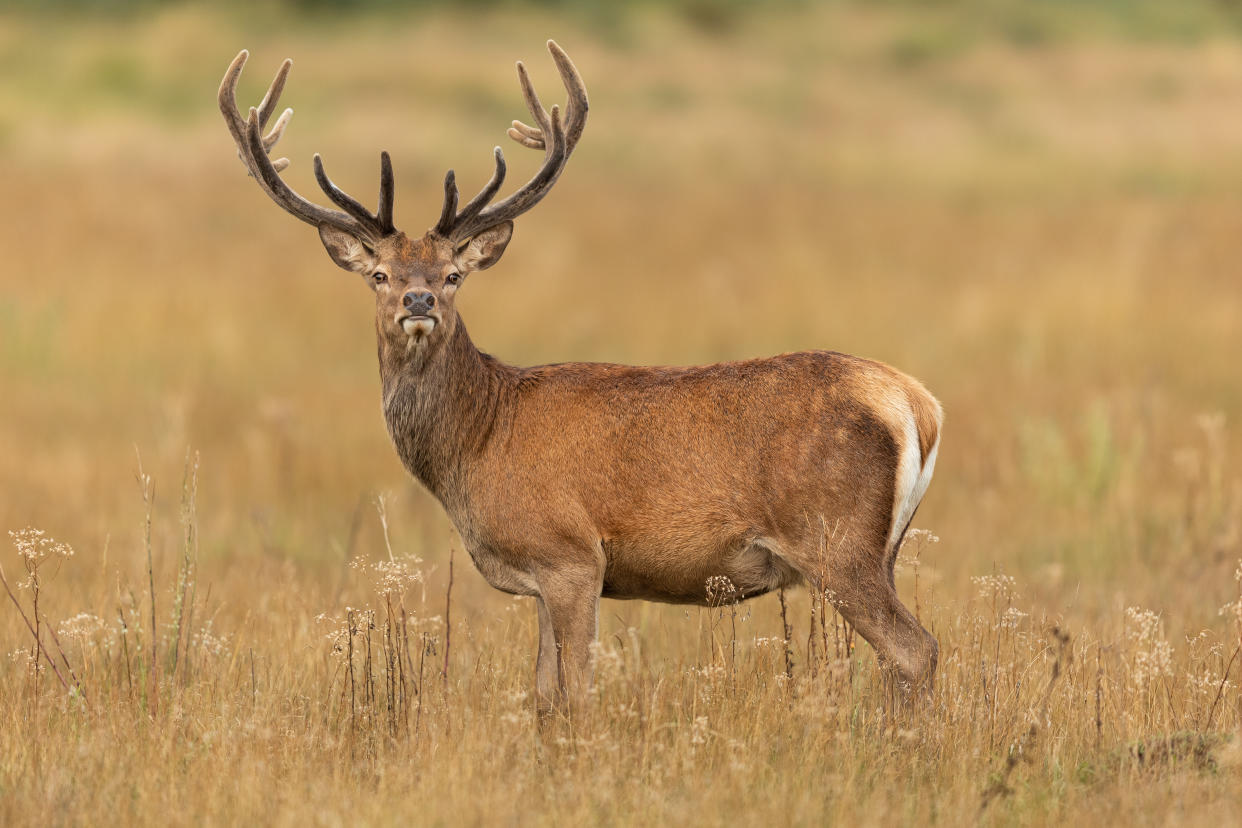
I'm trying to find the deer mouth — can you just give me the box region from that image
[399,315,438,338]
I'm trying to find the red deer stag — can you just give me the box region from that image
[218,42,943,711]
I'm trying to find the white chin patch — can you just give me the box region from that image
[402,317,437,338]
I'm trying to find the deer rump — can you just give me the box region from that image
[439,349,941,608]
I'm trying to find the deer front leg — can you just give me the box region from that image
[534,564,602,716]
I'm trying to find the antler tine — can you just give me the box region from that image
[436,145,508,236]
[440,41,586,242]
[506,41,589,155]
[378,151,395,233]
[219,52,261,176]
[515,60,553,135]
[448,103,566,242]
[262,107,293,161]
[219,50,392,243]
[454,148,508,226]
[313,154,387,236]
[242,109,361,232]
[435,170,460,237]
[220,54,292,179]
[548,40,589,152]
[507,120,544,150]
[256,61,291,126]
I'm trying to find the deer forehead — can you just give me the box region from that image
[377,233,455,274]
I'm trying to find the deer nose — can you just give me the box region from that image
[403,291,435,313]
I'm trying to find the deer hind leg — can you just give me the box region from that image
[837,574,938,698]
[782,533,937,698]
[857,401,940,695]
[792,527,936,697]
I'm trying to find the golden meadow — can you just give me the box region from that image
[2,2,1241,823]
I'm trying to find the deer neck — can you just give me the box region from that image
[378,319,514,508]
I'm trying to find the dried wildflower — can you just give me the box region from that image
[904,528,940,546]
[705,575,738,606]
[1126,606,1173,694]
[371,556,424,597]
[58,613,103,640]
[688,664,727,681]
[9,527,74,565]
[1221,560,1242,634]
[823,588,848,609]
[1001,607,1028,630]
[690,715,710,746]
[589,640,625,686]
[192,620,230,658]
[1220,600,1242,631]
[971,573,1018,602]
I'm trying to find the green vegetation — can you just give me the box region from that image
[11,0,1242,42]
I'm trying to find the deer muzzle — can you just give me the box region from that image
[400,315,437,338]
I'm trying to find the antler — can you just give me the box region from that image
[218,50,395,244]
[435,40,589,242]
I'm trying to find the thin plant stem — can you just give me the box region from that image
[443,548,454,686]
[778,587,793,682]
[0,562,72,694]
[135,450,158,711]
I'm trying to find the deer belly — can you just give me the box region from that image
[600,536,801,605]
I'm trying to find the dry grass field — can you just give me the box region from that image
[3,1,1242,824]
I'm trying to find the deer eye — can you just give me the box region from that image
[372,272,388,285]
[445,272,462,286]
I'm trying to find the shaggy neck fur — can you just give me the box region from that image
[378,318,516,510]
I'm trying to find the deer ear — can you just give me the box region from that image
[318,225,377,275]
[453,221,514,273]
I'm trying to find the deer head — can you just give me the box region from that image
[218,42,588,360]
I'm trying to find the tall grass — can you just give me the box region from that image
[1,450,1239,823]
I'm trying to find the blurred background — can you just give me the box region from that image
[2,0,1241,643]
